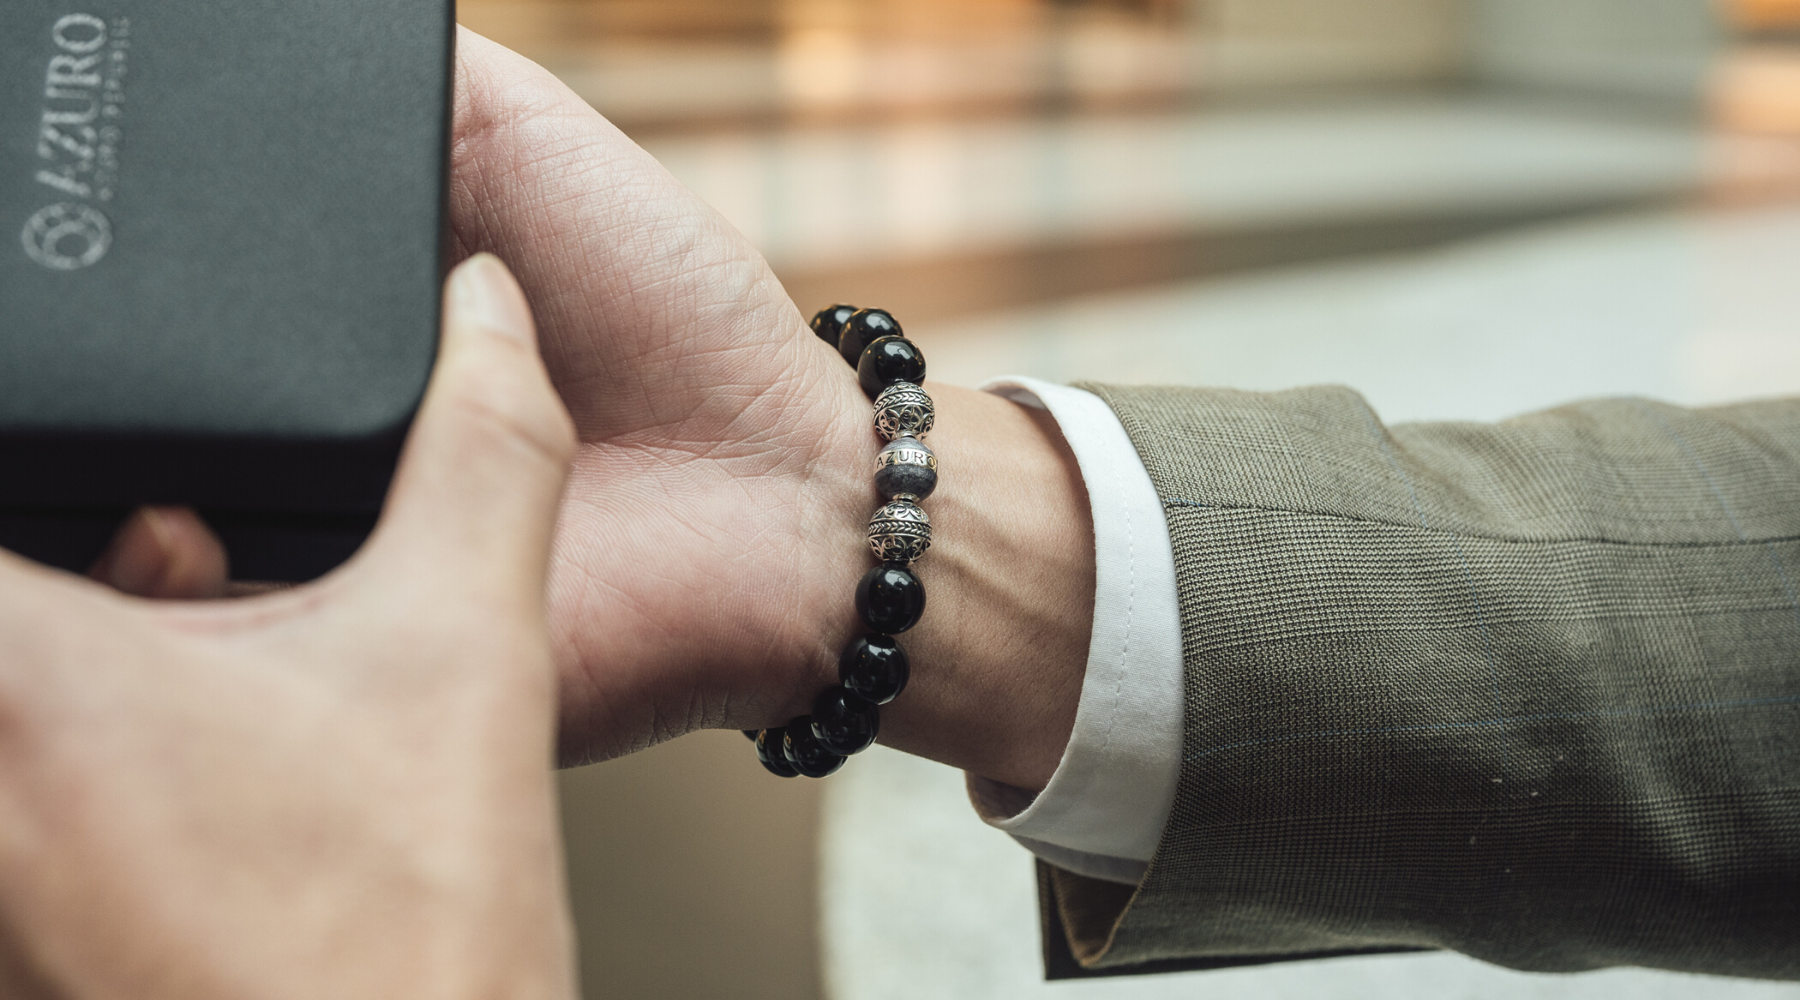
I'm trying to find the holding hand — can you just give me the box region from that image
[0,256,579,1000]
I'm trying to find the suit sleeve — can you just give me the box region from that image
[1040,384,1800,982]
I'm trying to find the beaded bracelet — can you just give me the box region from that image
[744,305,934,779]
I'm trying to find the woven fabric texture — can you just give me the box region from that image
[1051,384,1800,980]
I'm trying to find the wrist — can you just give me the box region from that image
[795,382,1095,790]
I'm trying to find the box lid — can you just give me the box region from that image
[0,0,451,515]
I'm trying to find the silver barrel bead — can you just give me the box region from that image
[873,383,935,441]
[875,436,938,501]
[868,499,932,563]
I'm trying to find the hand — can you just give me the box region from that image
[10,255,579,1000]
[105,30,1097,790]
[447,30,1099,787]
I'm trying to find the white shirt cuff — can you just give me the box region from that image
[968,377,1184,886]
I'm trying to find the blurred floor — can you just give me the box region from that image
[451,2,1800,998]
[915,202,1800,415]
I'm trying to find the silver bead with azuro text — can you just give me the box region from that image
[873,383,935,441]
[875,437,937,501]
[868,499,932,563]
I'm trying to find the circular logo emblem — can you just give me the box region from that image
[21,203,112,270]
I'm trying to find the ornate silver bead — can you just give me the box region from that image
[873,383,935,441]
[875,436,938,501]
[868,499,932,563]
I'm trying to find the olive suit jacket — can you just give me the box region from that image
[1040,386,1799,981]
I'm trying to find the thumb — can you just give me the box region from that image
[360,253,576,604]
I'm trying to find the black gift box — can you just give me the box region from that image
[0,0,452,580]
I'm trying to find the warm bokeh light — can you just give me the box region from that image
[1724,0,1800,29]
[1714,45,1800,133]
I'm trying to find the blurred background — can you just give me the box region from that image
[453,1,1800,998]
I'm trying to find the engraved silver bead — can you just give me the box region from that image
[873,383,935,441]
[868,499,932,563]
[875,436,938,501]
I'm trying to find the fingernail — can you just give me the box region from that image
[448,253,533,343]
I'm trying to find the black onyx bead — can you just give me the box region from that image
[811,304,858,348]
[756,728,799,778]
[855,563,926,634]
[857,337,927,399]
[782,717,847,778]
[839,634,911,705]
[838,308,903,368]
[811,687,880,755]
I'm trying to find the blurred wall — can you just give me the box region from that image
[1194,0,1462,88]
[463,0,1732,110]
[1468,0,1724,101]
[557,731,823,1000]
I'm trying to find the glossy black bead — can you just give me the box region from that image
[855,563,926,634]
[811,687,880,755]
[839,634,911,705]
[857,337,927,398]
[743,728,761,740]
[811,304,858,348]
[782,716,847,778]
[756,728,799,778]
[838,308,903,367]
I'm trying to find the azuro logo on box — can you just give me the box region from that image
[19,13,131,271]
